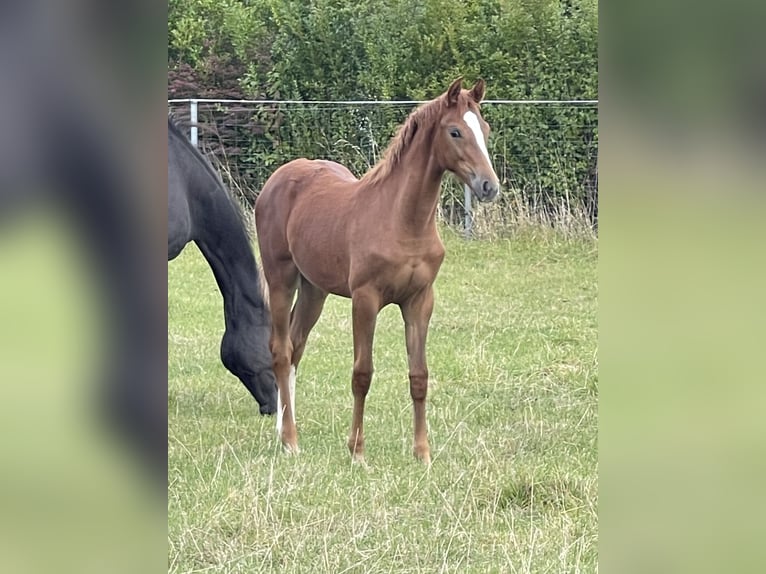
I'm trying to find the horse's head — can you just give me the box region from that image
[220,326,278,415]
[435,77,500,202]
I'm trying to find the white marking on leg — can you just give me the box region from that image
[462,110,497,177]
[276,366,297,438]
[289,365,296,424]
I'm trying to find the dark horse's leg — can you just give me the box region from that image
[347,287,380,461]
[399,286,435,465]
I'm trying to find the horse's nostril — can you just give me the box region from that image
[482,180,491,193]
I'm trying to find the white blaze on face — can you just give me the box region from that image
[462,110,497,178]
[276,365,297,437]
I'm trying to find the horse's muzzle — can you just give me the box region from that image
[260,401,277,415]
[470,176,500,202]
[255,369,278,415]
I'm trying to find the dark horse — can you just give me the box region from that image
[256,78,499,462]
[168,117,277,414]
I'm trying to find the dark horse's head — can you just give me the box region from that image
[168,115,278,415]
[221,322,278,414]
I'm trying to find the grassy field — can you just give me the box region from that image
[168,229,598,573]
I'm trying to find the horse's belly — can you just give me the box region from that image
[301,266,351,298]
[292,244,351,297]
[286,201,353,296]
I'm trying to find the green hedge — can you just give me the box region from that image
[169,0,598,224]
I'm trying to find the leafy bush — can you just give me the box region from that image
[168,0,598,227]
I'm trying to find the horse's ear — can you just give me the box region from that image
[446,77,463,107]
[469,78,486,103]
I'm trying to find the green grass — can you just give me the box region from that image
[168,229,598,573]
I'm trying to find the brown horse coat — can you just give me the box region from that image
[256,78,499,462]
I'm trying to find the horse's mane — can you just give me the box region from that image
[362,96,445,185]
[168,114,225,191]
[168,114,253,239]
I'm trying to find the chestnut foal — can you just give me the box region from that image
[255,78,499,463]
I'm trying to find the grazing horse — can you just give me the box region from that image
[255,78,500,462]
[168,117,277,414]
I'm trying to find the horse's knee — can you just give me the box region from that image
[352,368,373,397]
[409,371,428,401]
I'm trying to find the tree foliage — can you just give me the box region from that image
[168,0,598,223]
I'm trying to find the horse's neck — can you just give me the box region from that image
[379,137,444,235]
[194,204,268,332]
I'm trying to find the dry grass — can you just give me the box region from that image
[168,230,598,573]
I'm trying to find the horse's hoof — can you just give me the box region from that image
[351,452,366,464]
[414,449,431,466]
[282,442,300,455]
[351,454,370,470]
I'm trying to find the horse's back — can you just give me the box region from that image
[258,158,356,200]
[311,159,358,182]
[256,157,357,240]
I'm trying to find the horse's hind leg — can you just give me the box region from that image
[264,263,300,452]
[290,277,328,366]
[287,277,327,417]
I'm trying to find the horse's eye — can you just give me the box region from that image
[449,128,461,138]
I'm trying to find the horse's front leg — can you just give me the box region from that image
[400,286,435,465]
[347,288,380,462]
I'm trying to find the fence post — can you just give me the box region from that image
[190,99,198,148]
[464,184,473,239]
